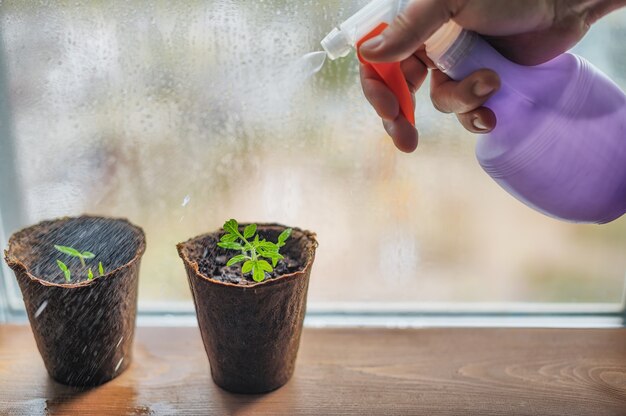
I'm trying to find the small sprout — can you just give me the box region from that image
[56,260,71,282]
[54,245,95,267]
[54,245,105,282]
[277,228,292,248]
[218,219,292,283]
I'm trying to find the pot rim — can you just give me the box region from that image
[4,214,146,289]
[177,222,318,289]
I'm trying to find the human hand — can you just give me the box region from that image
[359,0,622,152]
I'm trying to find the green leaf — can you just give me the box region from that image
[257,242,279,253]
[87,268,94,280]
[259,251,283,267]
[56,260,71,282]
[252,265,265,282]
[243,224,257,239]
[81,251,95,259]
[257,244,280,254]
[98,261,104,276]
[257,260,273,273]
[277,228,292,246]
[254,234,260,244]
[56,259,68,271]
[256,247,270,257]
[220,233,238,243]
[217,242,243,251]
[54,245,82,258]
[223,219,239,235]
[257,248,282,259]
[242,260,254,274]
[226,255,247,267]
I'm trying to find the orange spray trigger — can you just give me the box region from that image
[357,23,415,126]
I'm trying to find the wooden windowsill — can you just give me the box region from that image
[1,325,625,415]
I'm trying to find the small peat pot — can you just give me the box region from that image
[177,222,317,394]
[4,215,146,386]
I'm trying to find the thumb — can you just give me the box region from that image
[359,0,453,63]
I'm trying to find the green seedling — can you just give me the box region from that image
[56,260,71,282]
[54,245,105,282]
[87,262,105,281]
[54,245,95,267]
[218,219,291,283]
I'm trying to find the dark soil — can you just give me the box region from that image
[198,251,302,285]
[192,228,306,285]
[7,216,144,285]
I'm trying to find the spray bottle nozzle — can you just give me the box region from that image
[321,28,351,60]
[320,0,415,125]
[320,0,406,60]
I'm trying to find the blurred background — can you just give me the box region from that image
[0,0,624,308]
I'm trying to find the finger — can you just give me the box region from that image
[430,68,500,114]
[382,117,418,153]
[400,55,428,93]
[413,46,436,69]
[360,63,400,120]
[360,0,453,63]
[456,107,497,134]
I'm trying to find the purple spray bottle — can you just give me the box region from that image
[322,0,626,224]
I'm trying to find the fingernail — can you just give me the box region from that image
[473,81,494,97]
[472,117,488,131]
[361,35,384,51]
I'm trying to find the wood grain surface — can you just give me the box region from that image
[0,325,625,415]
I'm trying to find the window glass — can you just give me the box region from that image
[1,1,624,307]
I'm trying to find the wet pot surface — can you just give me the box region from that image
[4,216,146,386]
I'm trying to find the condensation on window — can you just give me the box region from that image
[1,1,625,304]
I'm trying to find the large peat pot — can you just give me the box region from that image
[177,223,317,393]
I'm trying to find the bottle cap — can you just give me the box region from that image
[425,21,463,64]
